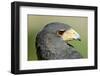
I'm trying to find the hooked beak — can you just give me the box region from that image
[77,38,81,41]
[74,33,81,41]
[61,28,81,41]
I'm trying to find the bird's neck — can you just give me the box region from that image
[44,34,69,51]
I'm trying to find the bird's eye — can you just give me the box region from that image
[57,30,65,36]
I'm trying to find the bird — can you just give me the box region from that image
[35,22,83,60]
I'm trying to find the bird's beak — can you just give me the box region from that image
[74,33,81,41]
[61,28,81,41]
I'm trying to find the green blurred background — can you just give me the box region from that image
[28,15,88,61]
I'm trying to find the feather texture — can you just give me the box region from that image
[35,22,83,60]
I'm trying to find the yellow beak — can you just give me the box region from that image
[61,28,81,41]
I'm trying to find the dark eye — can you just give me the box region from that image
[57,30,65,36]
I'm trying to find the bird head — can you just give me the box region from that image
[43,22,81,42]
[36,22,82,60]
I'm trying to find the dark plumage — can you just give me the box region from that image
[36,22,83,60]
